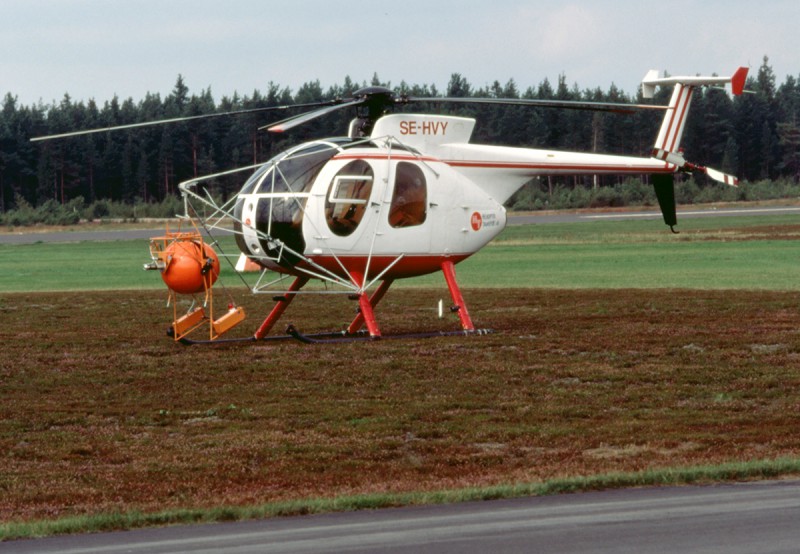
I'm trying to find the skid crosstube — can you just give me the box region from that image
[171,325,492,345]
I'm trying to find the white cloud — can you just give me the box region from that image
[534,4,606,61]
[2,0,798,106]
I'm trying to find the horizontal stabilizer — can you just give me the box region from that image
[641,67,749,99]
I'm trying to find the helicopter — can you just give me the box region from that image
[32,66,748,343]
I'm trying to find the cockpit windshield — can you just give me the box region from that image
[240,140,347,196]
[234,139,348,269]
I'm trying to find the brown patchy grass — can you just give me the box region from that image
[2,287,800,522]
[688,223,800,242]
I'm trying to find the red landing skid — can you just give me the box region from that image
[174,260,492,344]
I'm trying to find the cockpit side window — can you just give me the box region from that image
[389,162,427,228]
[325,160,374,237]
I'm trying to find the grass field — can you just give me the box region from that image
[2,213,800,539]
[3,213,800,292]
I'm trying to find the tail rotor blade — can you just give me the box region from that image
[704,167,739,187]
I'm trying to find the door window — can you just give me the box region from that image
[325,160,374,236]
[389,162,427,228]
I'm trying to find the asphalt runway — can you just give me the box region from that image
[7,480,800,553]
[507,204,800,225]
[0,227,161,244]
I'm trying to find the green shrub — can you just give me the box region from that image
[2,177,800,227]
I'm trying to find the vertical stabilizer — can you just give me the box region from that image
[641,70,660,99]
[646,67,749,167]
[651,83,695,159]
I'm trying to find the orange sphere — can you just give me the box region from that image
[161,241,220,294]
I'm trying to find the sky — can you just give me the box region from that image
[2,0,798,107]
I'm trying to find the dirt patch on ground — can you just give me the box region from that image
[2,288,800,521]
[691,223,800,241]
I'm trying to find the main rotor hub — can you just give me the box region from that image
[352,86,397,122]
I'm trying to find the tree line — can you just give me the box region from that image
[1,56,798,215]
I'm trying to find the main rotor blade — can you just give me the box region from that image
[30,100,340,142]
[403,96,669,114]
[263,99,363,133]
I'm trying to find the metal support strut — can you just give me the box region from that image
[347,279,393,335]
[441,260,475,331]
[349,270,381,338]
[253,276,309,339]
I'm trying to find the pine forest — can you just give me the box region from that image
[1,56,799,223]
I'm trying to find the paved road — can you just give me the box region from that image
[507,204,800,225]
[6,480,800,554]
[2,205,799,244]
[0,227,161,245]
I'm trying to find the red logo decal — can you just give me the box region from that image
[470,212,482,231]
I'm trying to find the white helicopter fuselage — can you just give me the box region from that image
[301,146,507,279]
[235,113,675,282]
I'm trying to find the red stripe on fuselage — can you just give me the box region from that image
[334,151,674,174]
[298,254,473,281]
[444,160,674,173]
[333,153,440,163]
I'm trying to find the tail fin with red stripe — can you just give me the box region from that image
[644,67,748,186]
